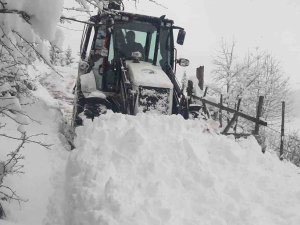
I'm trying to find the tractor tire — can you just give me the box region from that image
[83,100,108,120]
[189,104,206,119]
[72,97,109,127]
[71,84,85,128]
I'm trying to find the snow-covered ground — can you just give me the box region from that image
[0,63,75,225]
[0,94,69,225]
[1,62,300,225]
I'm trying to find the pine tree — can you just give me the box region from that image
[49,44,65,66]
[65,46,75,65]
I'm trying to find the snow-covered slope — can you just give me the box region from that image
[2,62,300,225]
[61,113,300,225]
[0,98,69,225]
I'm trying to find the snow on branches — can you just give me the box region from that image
[0,0,62,217]
[0,0,64,95]
[0,97,52,218]
[212,39,289,123]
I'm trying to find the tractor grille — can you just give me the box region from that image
[138,86,170,114]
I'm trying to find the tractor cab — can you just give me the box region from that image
[73,9,189,126]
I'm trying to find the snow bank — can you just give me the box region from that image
[0,98,69,225]
[67,113,300,225]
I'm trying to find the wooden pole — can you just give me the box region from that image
[254,96,264,135]
[203,87,208,97]
[222,113,239,134]
[280,101,285,160]
[219,94,223,127]
[202,87,210,118]
[234,99,242,133]
[196,66,204,90]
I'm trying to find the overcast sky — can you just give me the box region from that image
[63,0,300,89]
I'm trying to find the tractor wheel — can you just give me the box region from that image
[83,100,108,120]
[189,104,206,119]
[71,84,85,128]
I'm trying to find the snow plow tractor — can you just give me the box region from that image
[72,6,193,127]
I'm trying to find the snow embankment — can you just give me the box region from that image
[66,112,300,225]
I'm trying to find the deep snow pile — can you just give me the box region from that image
[66,113,300,225]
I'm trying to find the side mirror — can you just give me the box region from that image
[177,29,186,45]
[177,58,190,67]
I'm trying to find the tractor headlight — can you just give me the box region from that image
[131,51,142,62]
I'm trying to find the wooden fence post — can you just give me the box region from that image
[234,98,242,133]
[219,94,223,127]
[222,99,241,134]
[280,101,285,160]
[203,87,208,97]
[222,113,239,134]
[202,87,210,118]
[254,96,264,135]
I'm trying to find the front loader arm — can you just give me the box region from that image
[119,59,137,115]
[165,65,189,119]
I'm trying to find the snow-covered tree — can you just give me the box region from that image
[212,39,293,164]
[50,43,65,66]
[0,0,63,94]
[65,46,75,65]
[212,40,289,124]
[0,0,63,217]
[284,131,300,166]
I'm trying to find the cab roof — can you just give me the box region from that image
[90,10,174,26]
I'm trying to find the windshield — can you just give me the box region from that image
[109,20,173,67]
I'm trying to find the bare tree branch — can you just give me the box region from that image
[0,9,31,24]
[0,133,52,149]
[60,16,95,25]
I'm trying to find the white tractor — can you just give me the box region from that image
[72,4,192,126]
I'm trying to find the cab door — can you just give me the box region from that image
[91,26,120,92]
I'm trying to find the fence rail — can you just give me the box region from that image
[191,94,267,132]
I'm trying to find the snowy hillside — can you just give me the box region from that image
[0,95,69,225]
[1,62,300,225]
[1,1,300,224]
